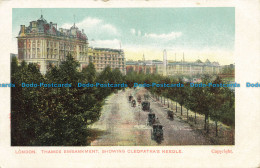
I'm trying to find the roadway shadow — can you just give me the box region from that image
[87,128,110,145]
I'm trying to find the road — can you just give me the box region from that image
[90,88,212,146]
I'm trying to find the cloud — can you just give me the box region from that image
[62,17,101,29]
[144,31,182,40]
[137,30,141,36]
[102,24,118,35]
[130,29,142,36]
[130,28,136,35]
[61,17,120,38]
[90,39,121,49]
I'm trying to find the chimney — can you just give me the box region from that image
[31,21,37,28]
[82,29,84,34]
[53,23,57,29]
[20,25,25,36]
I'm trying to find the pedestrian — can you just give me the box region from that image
[155,117,160,124]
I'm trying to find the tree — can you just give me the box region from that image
[58,54,81,85]
[11,57,19,74]
[111,68,124,85]
[209,76,235,136]
[82,62,96,84]
[11,61,45,145]
[183,85,193,122]
[208,76,223,136]
[188,86,202,124]
[96,66,113,100]
[176,79,186,116]
[167,78,179,114]
[11,53,105,146]
[146,67,150,74]
[200,75,212,133]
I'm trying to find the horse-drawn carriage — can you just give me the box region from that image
[144,94,149,100]
[147,113,156,126]
[137,95,142,104]
[128,95,133,102]
[141,101,150,111]
[167,110,174,120]
[151,123,164,143]
[131,99,136,107]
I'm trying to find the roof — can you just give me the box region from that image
[93,48,123,53]
[126,62,138,65]
[167,61,219,67]
[18,15,88,41]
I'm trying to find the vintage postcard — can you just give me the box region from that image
[0,0,260,167]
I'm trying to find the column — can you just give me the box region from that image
[36,39,38,59]
[30,40,32,59]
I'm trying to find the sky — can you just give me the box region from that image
[12,8,235,65]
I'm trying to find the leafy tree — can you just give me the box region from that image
[11,54,105,146]
[111,68,124,86]
[82,62,96,83]
[183,85,193,121]
[209,76,223,136]
[96,66,113,99]
[11,60,45,145]
[176,79,186,116]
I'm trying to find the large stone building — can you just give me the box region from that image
[156,59,221,76]
[126,60,159,74]
[126,58,221,76]
[17,15,126,74]
[88,47,125,74]
[17,15,89,74]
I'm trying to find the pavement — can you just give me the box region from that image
[90,87,212,146]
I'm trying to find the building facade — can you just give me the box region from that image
[88,47,126,74]
[126,60,159,74]
[157,59,221,76]
[126,59,221,76]
[17,15,88,74]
